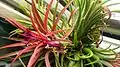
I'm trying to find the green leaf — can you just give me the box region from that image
[73,31,78,47]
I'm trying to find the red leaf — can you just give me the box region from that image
[30,13,41,34]
[32,0,43,25]
[45,51,51,67]
[27,43,44,67]
[0,43,26,50]
[52,0,73,31]
[11,45,37,65]
[30,14,48,41]
[0,49,33,59]
[46,29,64,37]
[32,0,46,33]
[43,0,54,31]
[61,29,73,40]
[68,8,78,24]
[6,18,27,32]
[31,12,46,34]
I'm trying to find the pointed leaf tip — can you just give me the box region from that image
[44,0,54,31]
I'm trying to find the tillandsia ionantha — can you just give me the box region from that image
[0,0,120,67]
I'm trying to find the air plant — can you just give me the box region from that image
[0,0,73,67]
[0,0,120,67]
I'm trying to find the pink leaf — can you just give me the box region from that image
[0,49,33,59]
[27,43,44,67]
[11,45,37,65]
[45,51,51,67]
[0,43,26,50]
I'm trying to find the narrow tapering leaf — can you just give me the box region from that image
[0,43,25,50]
[32,0,46,33]
[30,13,42,34]
[45,51,51,67]
[44,0,54,31]
[52,0,74,31]
[27,43,44,67]
[6,18,27,32]
[11,45,37,65]
[0,51,18,59]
